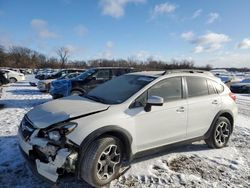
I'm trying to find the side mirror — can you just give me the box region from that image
[92,76,97,80]
[144,95,164,112]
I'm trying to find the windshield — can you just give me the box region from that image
[86,75,155,104]
[76,69,96,80]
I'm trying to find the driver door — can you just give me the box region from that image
[127,77,188,152]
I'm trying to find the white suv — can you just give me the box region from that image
[18,70,237,187]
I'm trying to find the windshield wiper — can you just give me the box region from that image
[85,95,106,104]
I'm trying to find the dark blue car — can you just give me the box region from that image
[230,78,250,93]
[49,67,134,99]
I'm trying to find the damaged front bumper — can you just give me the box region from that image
[18,127,78,183]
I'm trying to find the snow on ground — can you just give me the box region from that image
[0,75,249,188]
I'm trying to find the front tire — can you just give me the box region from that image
[205,116,232,148]
[80,137,123,187]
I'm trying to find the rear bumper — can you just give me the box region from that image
[20,76,26,81]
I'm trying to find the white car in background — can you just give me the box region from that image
[1,69,25,83]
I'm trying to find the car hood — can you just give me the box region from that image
[27,95,109,129]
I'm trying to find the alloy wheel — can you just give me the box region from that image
[214,121,230,147]
[97,144,121,181]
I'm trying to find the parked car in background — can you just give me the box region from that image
[37,69,84,92]
[18,70,237,187]
[0,69,25,83]
[230,78,250,93]
[0,70,9,86]
[58,72,81,80]
[35,69,58,80]
[218,76,232,84]
[49,67,134,99]
[0,70,9,99]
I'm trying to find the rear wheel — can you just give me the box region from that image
[205,116,232,148]
[80,137,123,187]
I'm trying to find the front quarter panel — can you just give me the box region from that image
[66,105,136,152]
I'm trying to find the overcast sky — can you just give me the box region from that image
[1,0,250,67]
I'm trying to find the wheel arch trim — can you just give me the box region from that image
[76,125,133,179]
[204,109,234,139]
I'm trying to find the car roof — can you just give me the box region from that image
[90,67,134,70]
[128,69,217,79]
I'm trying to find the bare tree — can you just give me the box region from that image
[9,46,32,68]
[56,47,70,68]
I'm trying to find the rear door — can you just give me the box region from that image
[185,76,222,138]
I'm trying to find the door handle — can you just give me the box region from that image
[212,100,218,105]
[176,106,185,113]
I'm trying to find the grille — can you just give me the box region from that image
[20,116,35,140]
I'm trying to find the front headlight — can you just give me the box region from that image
[47,122,77,141]
[48,131,61,141]
[62,123,77,134]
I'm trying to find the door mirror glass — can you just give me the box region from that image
[145,95,163,112]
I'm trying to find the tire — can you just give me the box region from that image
[205,116,232,148]
[80,137,123,187]
[9,77,17,83]
[70,90,84,96]
[52,95,60,99]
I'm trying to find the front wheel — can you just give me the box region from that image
[80,137,123,187]
[205,116,232,148]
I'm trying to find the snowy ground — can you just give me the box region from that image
[0,76,249,188]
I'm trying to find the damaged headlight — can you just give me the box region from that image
[60,122,78,134]
[47,122,77,141]
[48,131,61,141]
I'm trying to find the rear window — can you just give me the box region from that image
[207,79,217,95]
[212,81,224,93]
[186,77,209,97]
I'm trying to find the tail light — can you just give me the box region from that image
[229,92,236,102]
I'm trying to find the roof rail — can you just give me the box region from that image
[162,69,213,76]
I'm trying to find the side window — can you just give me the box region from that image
[148,77,182,102]
[212,81,224,94]
[207,79,217,95]
[186,77,209,97]
[112,69,126,78]
[95,70,110,80]
[61,73,67,77]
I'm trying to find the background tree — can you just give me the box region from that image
[56,47,70,68]
[1,45,249,72]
